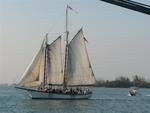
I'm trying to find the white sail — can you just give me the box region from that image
[66,29,96,86]
[19,39,46,87]
[46,36,63,85]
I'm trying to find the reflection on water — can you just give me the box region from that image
[19,99,96,113]
[0,86,150,113]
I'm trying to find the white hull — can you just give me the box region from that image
[27,90,92,99]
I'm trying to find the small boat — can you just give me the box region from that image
[128,87,138,96]
[15,5,96,99]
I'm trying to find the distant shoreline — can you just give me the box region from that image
[0,84,150,88]
[1,75,150,88]
[96,75,150,88]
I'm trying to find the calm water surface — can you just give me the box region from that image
[0,85,150,113]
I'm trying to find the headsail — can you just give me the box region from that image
[19,38,46,87]
[46,36,63,85]
[66,28,96,86]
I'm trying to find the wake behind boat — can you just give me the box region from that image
[15,5,96,99]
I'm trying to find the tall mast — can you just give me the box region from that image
[43,33,48,87]
[64,5,69,87]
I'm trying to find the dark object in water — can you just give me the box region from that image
[128,87,138,96]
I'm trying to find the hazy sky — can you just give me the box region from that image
[0,0,150,84]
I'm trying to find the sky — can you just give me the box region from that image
[0,0,150,84]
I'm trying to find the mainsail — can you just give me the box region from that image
[66,29,96,86]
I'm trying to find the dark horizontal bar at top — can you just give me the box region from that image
[100,0,150,15]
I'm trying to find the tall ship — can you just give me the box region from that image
[16,5,96,99]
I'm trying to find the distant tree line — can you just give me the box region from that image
[96,75,150,88]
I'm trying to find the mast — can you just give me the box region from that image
[64,5,69,87]
[43,33,48,87]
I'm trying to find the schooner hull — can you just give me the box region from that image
[27,90,92,99]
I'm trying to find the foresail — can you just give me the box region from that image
[66,29,96,86]
[46,36,63,85]
[19,39,46,87]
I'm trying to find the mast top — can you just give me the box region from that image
[45,33,48,44]
[65,5,69,43]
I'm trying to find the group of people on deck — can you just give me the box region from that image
[38,86,91,95]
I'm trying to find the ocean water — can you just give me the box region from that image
[0,85,150,113]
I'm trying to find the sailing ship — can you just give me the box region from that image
[16,5,96,99]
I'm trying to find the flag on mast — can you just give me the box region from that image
[67,5,78,13]
[67,5,73,10]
